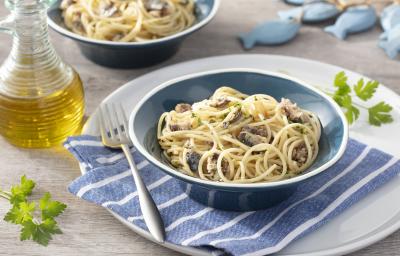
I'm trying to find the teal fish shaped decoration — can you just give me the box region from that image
[381,4,400,31]
[239,20,301,49]
[379,24,400,59]
[278,7,303,21]
[278,2,340,23]
[324,6,377,40]
[380,4,400,40]
[284,0,305,6]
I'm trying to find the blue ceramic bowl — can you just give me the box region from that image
[129,68,348,211]
[47,0,219,68]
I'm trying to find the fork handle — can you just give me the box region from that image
[121,144,166,243]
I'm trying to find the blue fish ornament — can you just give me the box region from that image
[380,4,400,40]
[278,7,303,21]
[278,2,340,23]
[239,20,301,49]
[379,24,400,59]
[381,4,400,31]
[284,0,305,6]
[324,6,377,40]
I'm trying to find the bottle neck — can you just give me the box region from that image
[12,8,51,54]
[0,3,74,98]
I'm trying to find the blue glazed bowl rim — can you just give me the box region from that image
[129,68,349,189]
[47,0,220,46]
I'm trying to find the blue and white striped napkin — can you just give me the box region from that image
[65,135,400,256]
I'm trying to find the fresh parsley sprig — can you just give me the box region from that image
[0,175,66,246]
[327,71,394,126]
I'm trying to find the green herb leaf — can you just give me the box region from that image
[345,106,360,125]
[20,176,35,196]
[233,102,242,108]
[368,102,393,126]
[329,71,394,126]
[3,205,19,223]
[334,71,348,88]
[39,192,67,220]
[4,202,35,224]
[9,176,35,205]
[333,72,351,97]
[353,79,379,101]
[20,219,62,246]
[332,72,355,125]
[335,84,351,96]
[332,94,360,125]
[1,176,66,246]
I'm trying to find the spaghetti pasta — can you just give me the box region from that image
[157,87,321,183]
[60,0,196,42]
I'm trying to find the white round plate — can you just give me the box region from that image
[81,54,400,256]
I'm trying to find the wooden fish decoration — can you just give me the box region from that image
[278,2,340,23]
[239,20,301,49]
[284,0,305,6]
[379,24,400,59]
[324,6,377,40]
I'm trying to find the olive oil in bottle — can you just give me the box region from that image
[0,0,85,148]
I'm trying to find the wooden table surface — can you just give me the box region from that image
[1,0,400,255]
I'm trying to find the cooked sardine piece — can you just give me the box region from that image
[145,0,170,17]
[209,97,230,108]
[238,125,268,147]
[292,142,308,164]
[206,153,228,174]
[169,122,191,131]
[175,103,192,113]
[186,151,201,172]
[222,108,242,128]
[279,98,309,123]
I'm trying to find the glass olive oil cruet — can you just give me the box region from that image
[0,0,85,148]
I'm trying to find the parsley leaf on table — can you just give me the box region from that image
[9,175,35,205]
[4,202,35,224]
[40,192,67,220]
[0,175,66,246]
[20,219,62,246]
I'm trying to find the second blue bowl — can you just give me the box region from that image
[48,0,219,68]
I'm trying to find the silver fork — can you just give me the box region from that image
[98,103,165,243]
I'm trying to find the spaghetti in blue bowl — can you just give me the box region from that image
[129,68,348,211]
[47,0,219,68]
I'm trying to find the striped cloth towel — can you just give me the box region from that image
[65,135,400,256]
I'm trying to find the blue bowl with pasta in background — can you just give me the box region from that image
[47,0,219,68]
[129,68,349,211]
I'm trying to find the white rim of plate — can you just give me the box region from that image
[129,67,349,189]
[79,54,400,256]
[47,0,220,46]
